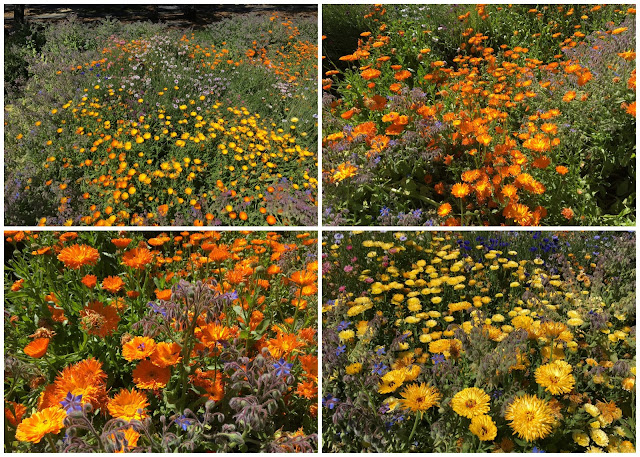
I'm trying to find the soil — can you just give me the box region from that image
[4,4,317,31]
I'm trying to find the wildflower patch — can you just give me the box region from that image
[322,4,636,226]
[5,230,318,452]
[5,11,318,226]
[322,231,635,452]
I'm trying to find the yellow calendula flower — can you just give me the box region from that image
[590,429,609,447]
[505,394,554,442]
[378,369,406,394]
[398,382,441,413]
[573,431,590,447]
[338,330,355,342]
[469,414,497,441]
[451,387,491,418]
[345,363,362,375]
[534,360,575,395]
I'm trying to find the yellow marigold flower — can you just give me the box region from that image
[590,429,609,447]
[567,317,584,326]
[584,403,599,417]
[428,339,450,354]
[15,406,66,443]
[338,329,355,342]
[534,360,575,395]
[451,387,491,418]
[621,377,635,391]
[505,394,554,442]
[469,414,497,441]
[398,382,441,413]
[345,363,362,375]
[573,431,590,447]
[407,297,422,312]
[378,369,405,394]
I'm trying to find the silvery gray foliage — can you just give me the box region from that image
[225,349,293,432]
[134,279,228,337]
[61,403,149,452]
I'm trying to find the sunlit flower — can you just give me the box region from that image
[451,387,491,418]
[57,244,99,269]
[469,414,497,441]
[399,382,441,412]
[107,389,149,421]
[535,360,575,395]
[15,406,66,443]
[505,394,554,442]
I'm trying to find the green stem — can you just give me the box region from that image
[407,411,422,446]
[46,433,57,453]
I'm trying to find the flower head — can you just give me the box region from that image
[451,387,491,418]
[399,382,441,412]
[16,406,66,443]
[24,338,49,358]
[57,244,99,269]
[107,389,149,421]
[505,394,554,442]
[469,414,497,441]
[122,336,156,362]
[132,360,171,390]
[535,360,575,395]
[122,247,153,269]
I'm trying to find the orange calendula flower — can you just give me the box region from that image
[154,288,172,301]
[333,163,358,182]
[437,203,452,217]
[451,183,471,198]
[122,247,153,269]
[111,238,132,249]
[5,401,27,427]
[267,333,305,359]
[150,342,182,368]
[561,207,574,220]
[15,406,66,443]
[53,358,108,410]
[361,68,381,80]
[287,270,317,296]
[11,278,25,291]
[111,427,140,453]
[122,336,156,362]
[295,381,318,399]
[132,360,171,390]
[24,338,49,358]
[198,323,233,349]
[191,369,225,401]
[81,274,97,288]
[80,301,120,337]
[102,275,125,294]
[623,101,636,117]
[208,244,231,262]
[57,244,99,269]
[107,389,149,421]
[394,69,412,81]
[555,165,569,175]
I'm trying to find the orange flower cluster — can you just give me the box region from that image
[5,230,318,450]
[323,4,636,225]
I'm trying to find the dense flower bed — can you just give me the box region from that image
[5,230,318,452]
[5,12,317,226]
[322,4,635,226]
[322,230,635,452]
